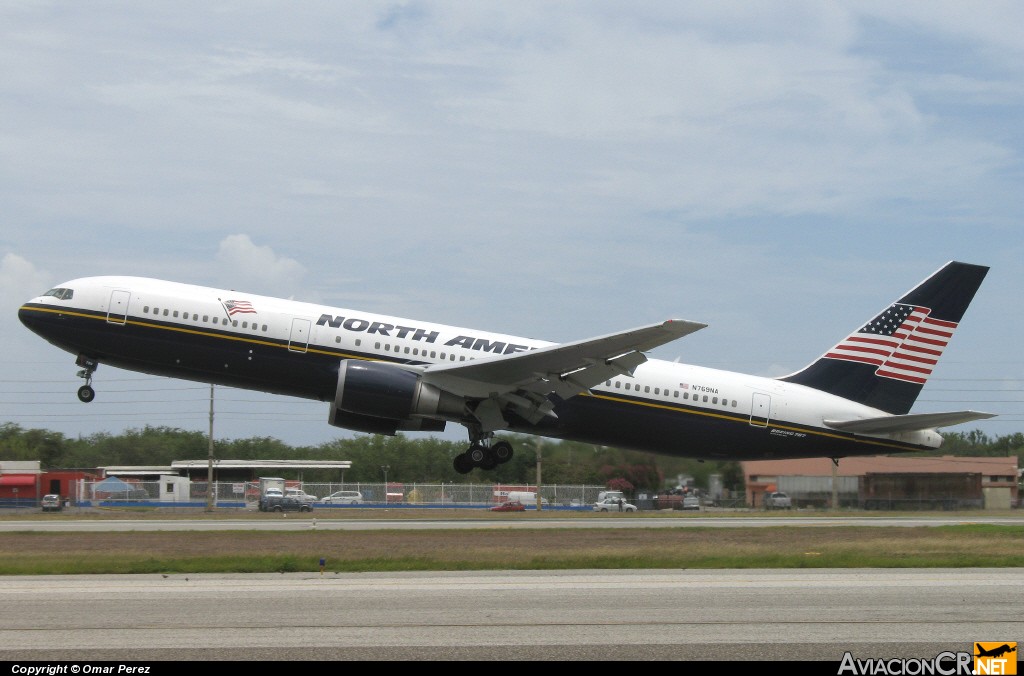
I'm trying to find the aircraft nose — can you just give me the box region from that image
[18,302,52,336]
[18,304,34,328]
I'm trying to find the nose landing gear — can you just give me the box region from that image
[75,355,98,403]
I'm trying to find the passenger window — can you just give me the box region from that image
[644,386,650,393]
[355,339,361,346]
[143,306,150,313]
[703,395,708,402]
[203,315,208,322]
[615,382,621,388]
[232,320,238,327]
[654,388,660,395]
[242,321,248,328]
[163,309,169,316]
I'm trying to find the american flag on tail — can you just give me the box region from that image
[824,303,957,384]
[222,299,257,316]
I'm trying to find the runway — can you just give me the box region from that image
[0,568,1021,662]
[1,514,1021,662]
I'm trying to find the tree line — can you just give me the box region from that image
[1,422,1019,494]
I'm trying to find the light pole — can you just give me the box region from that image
[380,465,390,504]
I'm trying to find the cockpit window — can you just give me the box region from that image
[42,287,74,300]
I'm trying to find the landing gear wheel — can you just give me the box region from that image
[479,450,499,471]
[77,385,95,403]
[468,445,486,464]
[453,453,474,475]
[491,441,513,464]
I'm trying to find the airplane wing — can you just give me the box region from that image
[823,410,997,434]
[407,319,706,431]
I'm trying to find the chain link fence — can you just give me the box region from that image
[72,478,611,510]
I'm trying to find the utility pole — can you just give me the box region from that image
[831,458,839,512]
[535,439,542,511]
[206,384,215,512]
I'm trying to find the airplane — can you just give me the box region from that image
[18,260,995,474]
[975,643,1016,658]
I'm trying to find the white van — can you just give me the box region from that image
[505,491,548,507]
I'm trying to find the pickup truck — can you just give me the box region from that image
[763,491,793,510]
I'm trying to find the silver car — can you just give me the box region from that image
[41,494,63,512]
[319,490,364,505]
[593,497,637,512]
[763,491,793,509]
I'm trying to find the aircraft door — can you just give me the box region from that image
[107,290,131,325]
[749,392,771,427]
[288,318,311,353]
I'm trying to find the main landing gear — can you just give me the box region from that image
[75,354,98,403]
[453,433,514,474]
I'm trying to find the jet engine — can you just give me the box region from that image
[327,360,465,435]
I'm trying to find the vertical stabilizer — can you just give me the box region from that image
[779,261,989,414]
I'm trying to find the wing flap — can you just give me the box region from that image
[824,410,996,434]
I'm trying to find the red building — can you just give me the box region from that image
[0,461,100,506]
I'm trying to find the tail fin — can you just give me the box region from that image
[779,261,989,414]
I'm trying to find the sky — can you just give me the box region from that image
[1,2,1022,451]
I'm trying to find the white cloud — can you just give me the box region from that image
[0,253,51,314]
[214,235,307,297]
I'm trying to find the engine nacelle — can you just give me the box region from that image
[328,360,464,435]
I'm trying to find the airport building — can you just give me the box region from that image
[743,455,1019,510]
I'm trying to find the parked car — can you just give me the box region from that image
[318,490,364,505]
[41,494,62,512]
[681,495,701,510]
[763,491,793,510]
[285,488,318,503]
[593,497,638,512]
[261,496,313,513]
[490,500,526,512]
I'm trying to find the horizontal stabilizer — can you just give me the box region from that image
[824,410,997,434]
